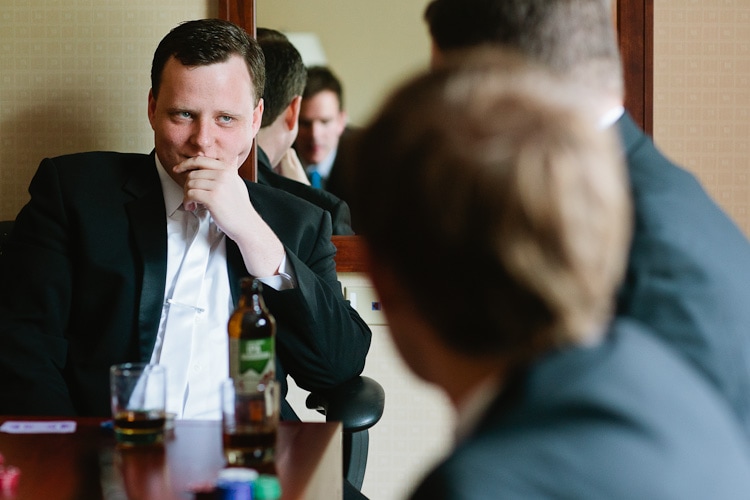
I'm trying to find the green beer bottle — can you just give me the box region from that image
[228,278,276,386]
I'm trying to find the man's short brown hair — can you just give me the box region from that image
[349,49,631,361]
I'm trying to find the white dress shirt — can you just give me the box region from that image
[150,157,295,419]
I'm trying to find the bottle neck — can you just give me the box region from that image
[250,293,265,313]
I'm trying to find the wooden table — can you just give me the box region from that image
[0,417,342,500]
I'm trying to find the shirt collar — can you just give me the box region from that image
[305,147,337,179]
[155,155,185,217]
[599,106,625,129]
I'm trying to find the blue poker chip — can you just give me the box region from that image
[215,468,259,500]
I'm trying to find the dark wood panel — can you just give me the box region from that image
[218,0,258,182]
[332,236,368,273]
[617,0,653,135]
[218,0,255,34]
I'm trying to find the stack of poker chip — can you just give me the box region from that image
[212,468,282,500]
[215,468,258,500]
[0,453,20,495]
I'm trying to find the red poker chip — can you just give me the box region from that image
[0,464,21,494]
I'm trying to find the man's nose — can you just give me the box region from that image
[311,122,324,140]
[191,119,215,152]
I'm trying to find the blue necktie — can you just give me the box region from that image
[310,171,322,189]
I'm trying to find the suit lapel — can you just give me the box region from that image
[123,154,168,361]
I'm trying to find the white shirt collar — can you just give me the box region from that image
[599,106,625,129]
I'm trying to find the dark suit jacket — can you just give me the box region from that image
[256,147,354,235]
[410,320,750,499]
[0,151,371,418]
[615,113,750,434]
[320,127,357,203]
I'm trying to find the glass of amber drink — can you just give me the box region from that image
[110,363,167,447]
[221,378,280,466]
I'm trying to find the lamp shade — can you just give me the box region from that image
[285,32,327,67]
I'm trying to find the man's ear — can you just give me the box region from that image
[285,95,302,132]
[251,98,265,137]
[147,89,157,130]
[337,109,349,131]
[430,40,445,68]
[365,248,405,314]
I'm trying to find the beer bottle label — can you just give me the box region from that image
[229,337,275,383]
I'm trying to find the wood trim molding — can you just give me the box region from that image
[218,0,255,35]
[218,0,258,182]
[617,0,653,135]
[331,236,368,273]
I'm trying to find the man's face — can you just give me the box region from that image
[295,90,347,166]
[148,55,263,186]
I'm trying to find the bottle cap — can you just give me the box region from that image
[253,474,282,500]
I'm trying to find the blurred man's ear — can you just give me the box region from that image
[336,109,348,135]
[430,40,444,68]
[285,95,302,132]
[365,250,405,316]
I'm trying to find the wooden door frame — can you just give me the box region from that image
[218,0,258,182]
[617,0,653,135]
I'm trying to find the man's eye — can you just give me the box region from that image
[176,111,192,119]
[218,115,234,124]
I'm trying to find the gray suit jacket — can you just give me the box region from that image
[410,320,750,499]
[616,113,750,434]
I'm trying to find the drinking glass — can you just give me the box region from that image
[221,378,279,466]
[110,363,167,447]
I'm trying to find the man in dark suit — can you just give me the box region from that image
[255,28,354,236]
[0,19,370,420]
[293,66,350,196]
[423,0,750,437]
[347,51,750,498]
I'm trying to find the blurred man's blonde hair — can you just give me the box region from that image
[349,49,631,361]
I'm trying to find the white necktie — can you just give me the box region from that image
[160,206,213,416]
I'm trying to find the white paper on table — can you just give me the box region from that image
[0,420,77,433]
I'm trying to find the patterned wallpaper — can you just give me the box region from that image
[0,0,214,220]
[653,0,750,235]
[4,2,747,230]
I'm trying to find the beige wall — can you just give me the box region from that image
[1,1,747,226]
[653,0,750,235]
[0,0,217,220]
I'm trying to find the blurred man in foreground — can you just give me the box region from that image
[423,0,750,437]
[347,50,750,499]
